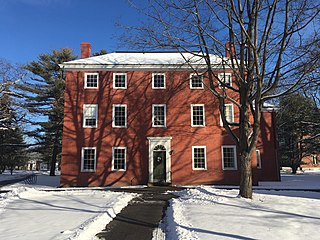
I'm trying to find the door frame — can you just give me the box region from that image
[147,137,172,183]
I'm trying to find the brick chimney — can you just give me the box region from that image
[80,42,91,59]
[225,42,235,58]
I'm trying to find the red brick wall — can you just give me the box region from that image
[60,70,279,187]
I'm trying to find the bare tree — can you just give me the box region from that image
[0,59,25,131]
[125,0,319,198]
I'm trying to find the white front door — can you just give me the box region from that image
[147,137,172,183]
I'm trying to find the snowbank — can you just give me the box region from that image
[165,186,320,240]
[0,187,137,240]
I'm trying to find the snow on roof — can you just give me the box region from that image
[60,52,228,70]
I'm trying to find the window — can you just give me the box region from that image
[221,104,235,126]
[222,146,237,170]
[191,104,205,127]
[190,74,204,89]
[225,104,234,123]
[83,104,98,128]
[81,147,96,172]
[113,73,127,89]
[152,104,166,127]
[218,73,232,87]
[84,73,99,89]
[152,73,166,89]
[256,150,262,169]
[112,104,127,128]
[192,146,207,170]
[112,147,126,171]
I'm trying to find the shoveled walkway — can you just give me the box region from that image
[96,186,183,240]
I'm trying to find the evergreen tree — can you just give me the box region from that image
[0,91,27,173]
[18,49,77,176]
[278,93,320,173]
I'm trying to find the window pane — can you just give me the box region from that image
[193,147,205,169]
[114,74,126,88]
[192,105,204,126]
[114,106,126,127]
[153,105,165,126]
[86,74,98,88]
[191,75,203,88]
[153,74,165,88]
[219,74,232,87]
[113,148,125,170]
[223,147,235,168]
[225,105,233,122]
[83,148,95,170]
[84,105,97,127]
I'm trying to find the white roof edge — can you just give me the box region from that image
[261,106,279,112]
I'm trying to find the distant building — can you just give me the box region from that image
[59,42,280,187]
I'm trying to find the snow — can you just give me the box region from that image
[1,171,320,239]
[61,52,227,68]
[165,171,320,240]
[0,173,137,240]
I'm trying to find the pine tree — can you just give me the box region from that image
[18,49,77,176]
[278,93,320,173]
[0,91,27,174]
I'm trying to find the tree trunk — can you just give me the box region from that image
[49,129,60,176]
[239,152,253,198]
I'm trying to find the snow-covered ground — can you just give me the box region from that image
[165,170,320,240]
[0,173,137,240]
[1,170,320,240]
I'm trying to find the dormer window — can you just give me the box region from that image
[152,73,166,89]
[84,73,98,89]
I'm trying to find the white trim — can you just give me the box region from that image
[84,73,99,89]
[192,146,207,170]
[148,137,171,183]
[189,73,204,89]
[112,104,127,128]
[221,145,237,170]
[152,73,166,89]
[191,104,205,127]
[152,104,166,128]
[113,73,127,89]
[83,104,98,128]
[147,137,172,140]
[256,149,262,169]
[220,103,235,126]
[218,73,232,88]
[81,147,96,172]
[112,147,127,171]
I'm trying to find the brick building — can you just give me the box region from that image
[59,42,280,187]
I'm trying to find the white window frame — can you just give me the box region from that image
[152,73,166,89]
[220,103,235,126]
[112,147,127,171]
[83,104,98,128]
[113,73,127,89]
[152,104,166,128]
[191,104,205,127]
[81,147,96,172]
[221,145,237,170]
[84,73,99,89]
[112,104,127,128]
[192,146,207,170]
[218,73,232,88]
[190,73,204,89]
[256,149,262,169]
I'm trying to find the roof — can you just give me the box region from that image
[59,52,230,70]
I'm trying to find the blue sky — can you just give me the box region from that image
[0,0,142,64]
